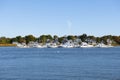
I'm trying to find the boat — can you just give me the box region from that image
[95,43,109,48]
[46,43,58,48]
[80,42,94,48]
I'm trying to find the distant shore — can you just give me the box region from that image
[0,34,120,47]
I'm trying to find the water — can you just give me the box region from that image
[0,47,120,80]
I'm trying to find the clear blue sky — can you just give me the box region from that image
[0,0,120,37]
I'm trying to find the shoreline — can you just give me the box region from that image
[0,43,119,48]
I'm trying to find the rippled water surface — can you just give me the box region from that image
[0,47,120,80]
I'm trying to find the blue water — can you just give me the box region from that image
[0,47,120,80]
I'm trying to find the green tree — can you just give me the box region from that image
[0,37,7,44]
[25,35,36,44]
[67,35,76,41]
[79,34,87,42]
[112,36,120,45]
[58,37,65,43]
[53,35,58,40]
[96,37,101,43]
[39,35,47,44]
[0,37,11,44]
[16,36,26,43]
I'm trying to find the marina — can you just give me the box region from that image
[13,39,113,48]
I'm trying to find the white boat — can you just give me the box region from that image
[80,42,94,48]
[33,44,42,48]
[74,44,80,48]
[59,43,74,48]
[17,43,29,48]
[47,43,58,48]
[28,42,42,48]
[95,43,109,48]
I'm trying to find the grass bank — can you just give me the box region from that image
[0,44,16,47]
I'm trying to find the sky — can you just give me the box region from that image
[0,0,120,37]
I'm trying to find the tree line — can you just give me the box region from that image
[0,34,120,46]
